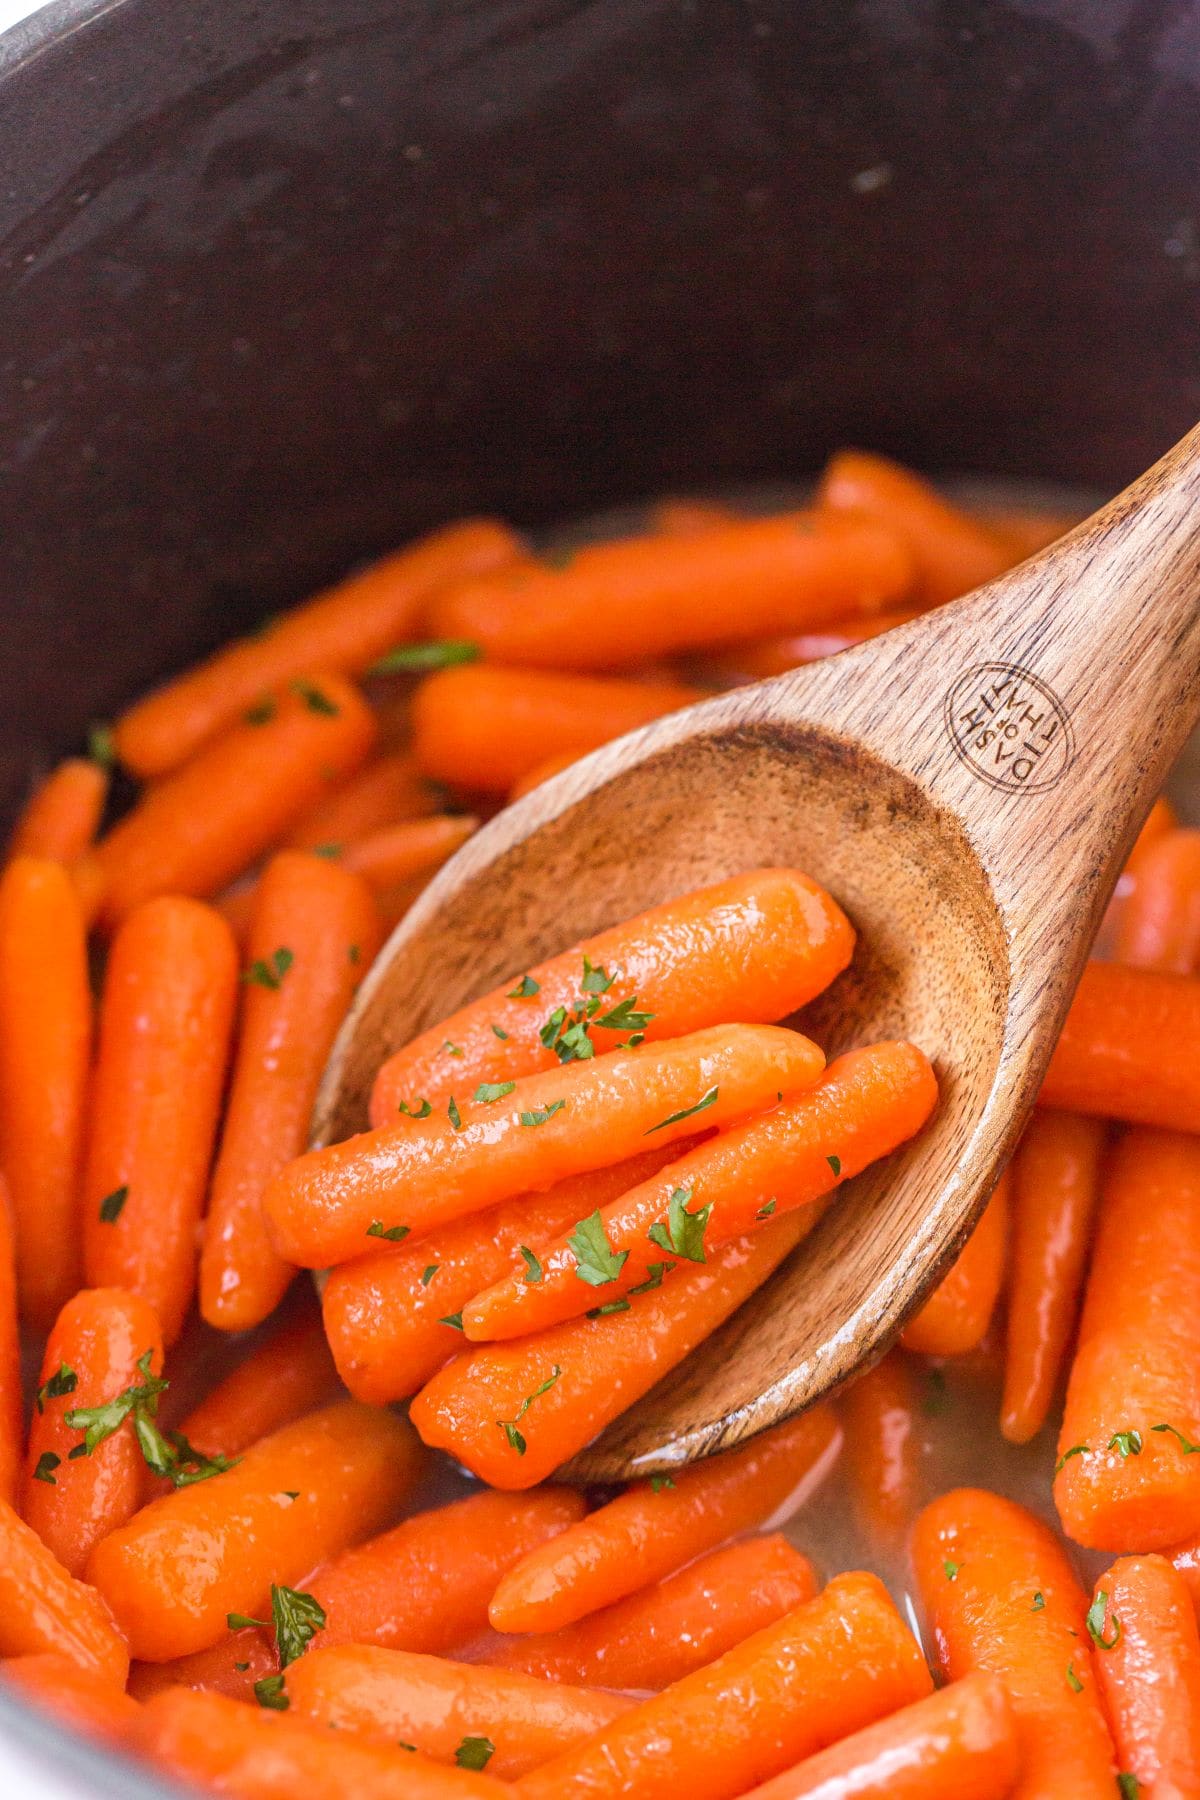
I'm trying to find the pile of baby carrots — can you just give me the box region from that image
[0,448,1197,1798]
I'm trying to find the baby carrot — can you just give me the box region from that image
[0,1498,128,1683]
[87,1400,423,1661]
[489,1407,838,1634]
[411,664,702,792]
[816,450,1012,606]
[8,757,108,865]
[465,1043,935,1341]
[339,814,478,891]
[1054,1127,1200,1551]
[1096,795,1180,956]
[286,1644,633,1778]
[737,1672,1019,1800]
[509,751,581,800]
[0,857,91,1327]
[975,504,1085,559]
[113,517,521,777]
[2,1652,140,1746]
[1001,1109,1105,1444]
[482,1534,817,1690]
[134,1686,511,1800]
[200,852,382,1331]
[1088,1554,1200,1794]
[1040,960,1200,1131]
[83,896,239,1344]
[322,1147,687,1404]
[838,1349,921,1547]
[128,1626,277,1704]
[0,1181,21,1507]
[712,608,921,681]
[94,673,377,928]
[410,1211,811,1488]
[269,1024,825,1270]
[650,497,738,535]
[370,868,853,1122]
[284,749,440,850]
[22,1288,165,1576]
[514,1572,932,1800]
[308,1488,585,1655]
[427,512,913,669]
[176,1301,342,1461]
[900,1172,1009,1357]
[912,1487,1117,1799]
[1111,826,1200,973]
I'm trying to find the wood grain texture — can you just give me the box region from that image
[314,424,1200,1479]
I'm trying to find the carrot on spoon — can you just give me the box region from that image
[7,757,108,866]
[1088,1554,1200,1795]
[900,1171,1009,1357]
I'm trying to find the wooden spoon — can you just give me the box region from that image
[314,424,1200,1480]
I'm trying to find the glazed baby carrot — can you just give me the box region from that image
[1088,1554,1200,1794]
[514,1572,932,1800]
[816,449,1013,605]
[0,1498,128,1683]
[87,1400,423,1660]
[286,1644,633,1778]
[483,1534,817,1690]
[176,1301,343,1461]
[1096,794,1180,956]
[412,665,702,794]
[738,1672,1019,1800]
[134,1686,511,1800]
[2,1652,139,1745]
[94,673,377,928]
[0,857,91,1326]
[912,1488,1117,1799]
[269,1024,826,1269]
[200,851,382,1331]
[489,1406,838,1634]
[114,517,521,777]
[8,757,108,865]
[370,868,853,1121]
[0,1180,21,1508]
[83,896,239,1343]
[900,1171,1009,1357]
[427,511,913,669]
[510,751,581,800]
[308,1487,585,1655]
[339,814,478,891]
[838,1349,921,1546]
[23,1287,165,1576]
[127,1625,277,1704]
[284,749,440,850]
[1054,1127,1200,1551]
[1111,826,1200,973]
[1040,960,1200,1130]
[322,1147,687,1404]
[712,608,921,680]
[465,1043,935,1340]
[1001,1108,1105,1444]
[410,1211,811,1488]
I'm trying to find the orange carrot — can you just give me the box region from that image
[2,1651,140,1745]
[489,1407,837,1635]
[339,814,478,891]
[410,1210,811,1488]
[82,896,239,1344]
[308,1488,586,1655]
[177,1302,343,1461]
[0,1497,128,1683]
[737,1672,1019,1800]
[87,1400,423,1661]
[284,749,440,850]
[1088,1554,1200,1794]
[1111,827,1200,974]
[370,869,853,1122]
[128,1626,277,1704]
[412,664,702,792]
[0,857,91,1326]
[975,505,1085,560]
[838,1349,921,1547]
[95,673,377,928]
[509,752,581,800]
[322,1147,688,1404]
[1040,961,1200,1131]
[912,1488,1117,1799]
[8,758,108,865]
[816,450,1012,606]
[134,1686,511,1799]
[1054,1127,1200,1551]
[900,1172,1009,1357]
[481,1534,816,1690]
[465,1043,935,1341]
[514,1572,931,1800]
[22,1288,165,1576]
[200,852,382,1331]
[114,518,521,777]
[712,608,921,680]
[650,497,739,536]
[269,1024,825,1270]
[1096,795,1180,956]
[0,1181,21,1508]
[69,849,108,929]
[427,511,913,669]
[1001,1109,1105,1444]
[287,1644,633,1778]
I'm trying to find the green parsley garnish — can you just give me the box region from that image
[1152,1422,1200,1453]
[370,639,481,675]
[1086,1589,1121,1650]
[398,1097,432,1119]
[1118,1775,1141,1799]
[64,1350,168,1456]
[348,943,360,965]
[1055,1442,1089,1475]
[36,1364,77,1413]
[647,1186,712,1263]
[922,1368,949,1417]
[254,1674,289,1710]
[447,1096,463,1131]
[439,1312,464,1331]
[569,1210,628,1286]
[290,680,338,716]
[1109,1428,1143,1459]
[421,1265,439,1286]
[507,975,540,998]
[755,1199,777,1219]
[311,843,341,859]
[650,1475,675,1493]
[827,1154,842,1177]
[366,1221,409,1242]
[33,1451,61,1485]
[519,1246,543,1285]
[491,1023,509,1040]
[943,1560,959,1581]
[227,1584,326,1669]
[64,1349,236,1488]
[243,947,293,990]
[628,1261,675,1294]
[521,1100,565,1127]
[243,698,276,725]
[87,722,116,767]
[587,1297,631,1317]
[645,1085,719,1134]
[98,1185,128,1224]
[443,1041,464,1057]
[474,1081,515,1104]
[1065,1660,1083,1693]
[497,1367,561,1456]
[455,1736,495,1771]
[1031,1591,1045,1611]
